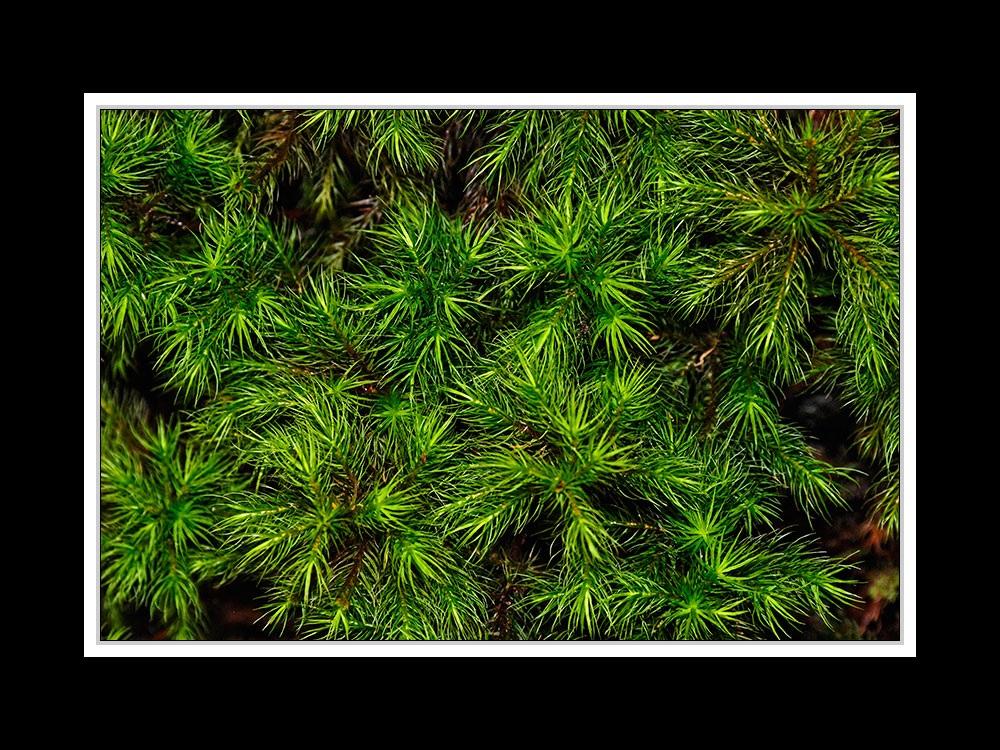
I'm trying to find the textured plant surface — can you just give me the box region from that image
[98,108,901,641]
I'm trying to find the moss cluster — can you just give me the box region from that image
[97,108,900,641]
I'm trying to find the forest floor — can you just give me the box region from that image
[136,390,901,644]
[191,506,901,642]
[116,370,900,644]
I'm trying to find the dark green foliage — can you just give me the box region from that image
[97,107,901,641]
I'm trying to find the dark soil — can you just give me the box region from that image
[782,390,901,641]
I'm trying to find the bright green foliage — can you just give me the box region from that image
[98,107,900,640]
[100,383,244,639]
